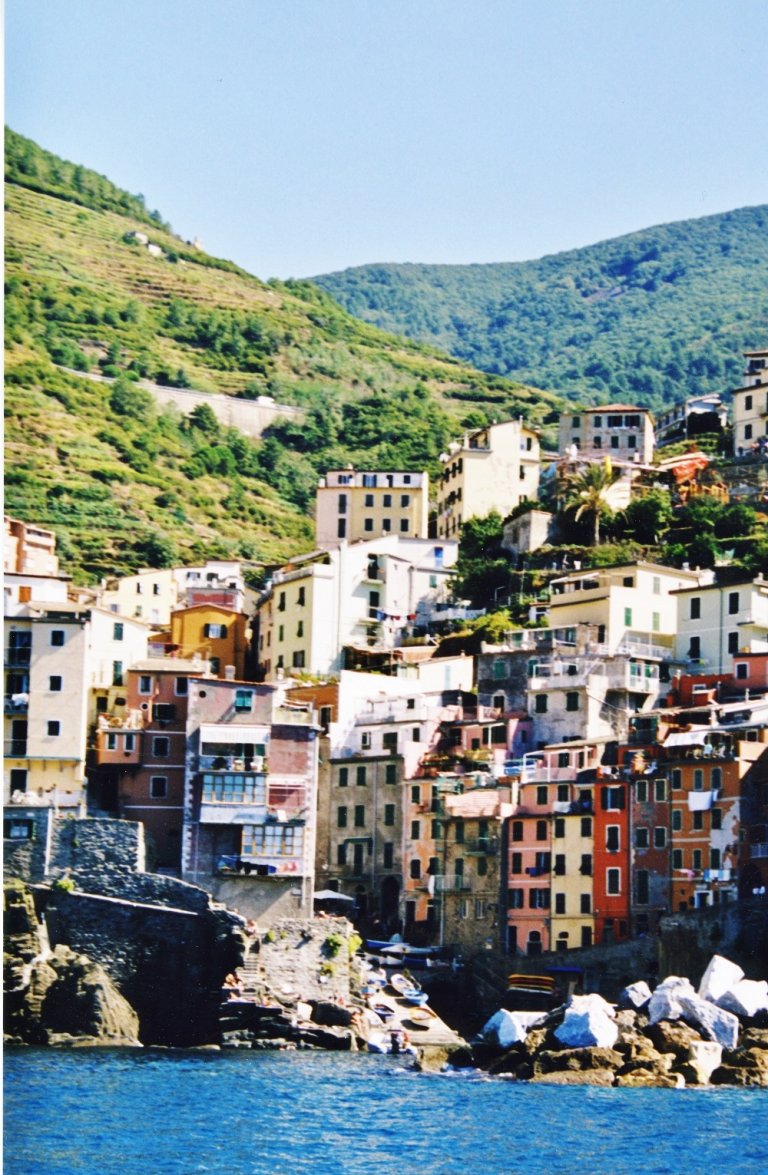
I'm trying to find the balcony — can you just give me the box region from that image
[4,739,28,757]
[464,837,499,856]
[616,635,674,660]
[604,665,660,692]
[434,875,471,892]
[199,754,267,772]
[4,694,29,714]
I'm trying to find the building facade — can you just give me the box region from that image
[436,419,540,540]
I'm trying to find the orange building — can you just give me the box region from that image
[162,604,251,680]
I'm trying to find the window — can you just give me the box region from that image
[692,849,702,870]
[364,518,374,533]
[746,394,753,410]
[400,519,409,533]
[337,844,347,866]
[601,786,625,810]
[606,868,621,895]
[152,703,176,722]
[728,632,739,655]
[140,676,153,695]
[410,783,420,803]
[537,785,548,806]
[410,859,422,880]
[624,607,632,626]
[337,518,347,539]
[382,493,392,508]
[671,769,682,790]
[50,630,65,646]
[580,854,592,876]
[382,519,391,532]
[338,493,347,514]
[672,809,682,831]
[557,783,569,801]
[337,806,348,829]
[364,493,374,507]
[736,662,748,680]
[653,577,661,595]
[49,675,62,692]
[508,888,524,909]
[150,776,168,799]
[400,494,410,507]
[554,853,566,876]
[554,818,565,839]
[175,677,189,697]
[652,612,660,633]
[354,805,365,828]
[512,821,523,842]
[204,623,227,638]
[454,820,465,844]
[689,636,701,658]
[693,769,704,791]
[712,807,722,830]
[690,598,701,620]
[356,765,367,786]
[113,622,124,640]
[383,731,399,753]
[728,592,739,615]
[383,842,394,868]
[611,435,619,449]
[234,689,253,712]
[745,424,753,440]
[297,621,304,638]
[107,733,117,750]
[710,848,721,870]
[635,827,649,849]
[277,593,286,613]
[566,691,579,712]
[535,694,548,714]
[153,736,170,757]
[385,763,397,785]
[654,827,667,849]
[47,720,60,736]
[636,870,649,905]
[411,820,421,840]
[655,779,666,802]
[511,852,522,874]
[529,888,550,909]
[636,780,648,803]
[536,819,547,841]
[337,767,349,789]
[9,769,27,793]
[672,849,683,870]
[555,893,566,914]
[112,662,124,686]
[384,804,395,826]
[627,435,637,449]
[606,825,620,852]
[292,651,305,669]
[124,734,135,752]
[580,894,591,914]
[692,811,704,831]
[593,436,602,448]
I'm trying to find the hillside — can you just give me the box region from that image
[313,207,768,410]
[4,130,558,582]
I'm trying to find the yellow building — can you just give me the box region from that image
[99,568,178,626]
[166,604,250,680]
[315,469,429,547]
[436,419,540,540]
[549,783,595,952]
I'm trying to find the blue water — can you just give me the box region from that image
[4,1048,767,1175]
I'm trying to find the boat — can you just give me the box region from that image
[390,972,430,1006]
[504,973,557,1013]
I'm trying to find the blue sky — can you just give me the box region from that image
[6,0,767,279]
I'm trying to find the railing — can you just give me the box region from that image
[274,707,314,726]
[616,636,674,660]
[4,740,28,757]
[434,875,472,892]
[464,837,499,855]
[4,696,29,714]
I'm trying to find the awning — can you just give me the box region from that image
[313,889,354,902]
[664,729,711,748]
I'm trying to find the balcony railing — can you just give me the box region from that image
[4,695,29,714]
[4,740,28,757]
[464,837,499,855]
[434,875,471,892]
[5,647,31,668]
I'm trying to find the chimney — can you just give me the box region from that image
[224,665,236,680]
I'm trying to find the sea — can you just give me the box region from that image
[4,1048,768,1175]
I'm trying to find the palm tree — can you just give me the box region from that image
[562,458,621,545]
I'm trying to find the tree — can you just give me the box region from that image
[620,489,674,544]
[562,459,620,545]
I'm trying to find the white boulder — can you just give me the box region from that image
[554,994,618,1050]
[716,979,768,1020]
[698,955,744,1003]
[618,980,652,1010]
[648,976,697,1025]
[687,1040,723,1084]
[481,1009,530,1049]
[678,995,740,1050]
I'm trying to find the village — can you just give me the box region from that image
[4,349,768,985]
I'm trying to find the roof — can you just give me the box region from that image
[565,404,650,414]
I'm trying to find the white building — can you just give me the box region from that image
[559,405,655,464]
[315,469,429,548]
[731,350,768,456]
[673,575,768,672]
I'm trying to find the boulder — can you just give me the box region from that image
[679,1040,723,1085]
[308,999,355,1028]
[678,994,739,1050]
[711,1048,768,1087]
[531,1069,615,1086]
[480,1009,531,1049]
[534,1047,623,1075]
[554,994,618,1050]
[741,1028,768,1050]
[618,981,652,1010]
[20,946,141,1046]
[698,955,744,1003]
[616,1069,685,1088]
[645,1019,703,1060]
[716,980,768,1020]
[647,976,697,1024]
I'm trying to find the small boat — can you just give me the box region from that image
[390,972,429,1006]
[406,1005,436,1022]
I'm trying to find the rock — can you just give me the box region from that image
[716,980,768,1020]
[618,981,652,1010]
[679,1040,723,1085]
[308,999,355,1028]
[480,1009,531,1049]
[678,995,739,1050]
[711,1048,768,1087]
[698,955,744,1003]
[531,1069,615,1086]
[615,1069,685,1088]
[742,1028,768,1050]
[554,994,618,1049]
[647,976,697,1024]
[645,1019,703,1060]
[534,1047,623,1075]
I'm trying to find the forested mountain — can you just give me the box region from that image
[4,130,558,582]
[314,207,768,411]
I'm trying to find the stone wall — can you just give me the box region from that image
[41,886,244,1046]
[138,383,301,440]
[3,807,51,881]
[659,900,768,985]
[255,917,356,1004]
[3,811,146,886]
[209,876,309,923]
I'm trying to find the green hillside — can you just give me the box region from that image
[4,130,558,582]
[314,207,768,410]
